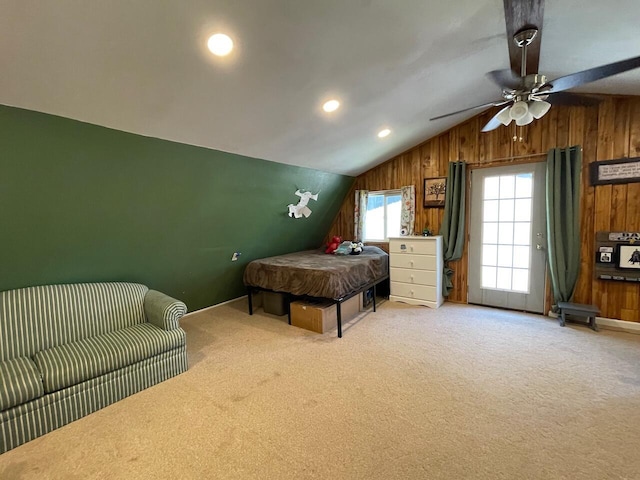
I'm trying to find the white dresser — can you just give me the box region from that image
[388,236,443,308]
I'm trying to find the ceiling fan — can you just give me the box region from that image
[430,0,640,132]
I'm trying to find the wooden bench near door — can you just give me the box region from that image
[557,302,600,331]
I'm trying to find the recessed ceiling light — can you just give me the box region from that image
[378,128,391,138]
[207,33,234,56]
[322,99,340,113]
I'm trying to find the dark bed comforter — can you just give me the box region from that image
[243,246,389,299]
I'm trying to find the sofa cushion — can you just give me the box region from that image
[1,282,148,361]
[0,357,44,411]
[33,323,186,393]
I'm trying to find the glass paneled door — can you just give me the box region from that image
[468,163,547,313]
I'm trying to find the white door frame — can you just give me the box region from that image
[467,161,547,313]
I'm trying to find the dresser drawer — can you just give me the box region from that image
[390,282,437,301]
[390,267,438,286]
[389,239,437,255]
[390,254,437,271]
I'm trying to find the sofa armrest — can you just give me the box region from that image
[144,290,187,330]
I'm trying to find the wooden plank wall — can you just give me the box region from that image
[328,96,640,322]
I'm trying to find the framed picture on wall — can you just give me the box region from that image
[424,177,447,207]
[617,244,640,270]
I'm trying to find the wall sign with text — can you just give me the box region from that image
[590,157,640,186]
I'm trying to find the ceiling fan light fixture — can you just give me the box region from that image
[509,101,529,120]
[496,106,513,126]
[528,100,551,119]
[515,111,534,126]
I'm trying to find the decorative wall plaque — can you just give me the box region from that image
[608,232,640,242]
[590,157,640,186]
[594,231,640,283]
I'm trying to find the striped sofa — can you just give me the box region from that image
[0,282,188,454]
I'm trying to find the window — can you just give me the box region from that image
[480,173,533,293]
[364,190,402,241]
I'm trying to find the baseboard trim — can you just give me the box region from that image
[595,317,640,334]
[183,295,246,317]
[548,311,640,335]
[184,298,640,334]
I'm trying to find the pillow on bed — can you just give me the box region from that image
[362,245,388,255]
[334,241,353,255]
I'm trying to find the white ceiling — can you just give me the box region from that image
[2,0,639,176]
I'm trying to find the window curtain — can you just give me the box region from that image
[400,185,416,235]
[546,146,582,308]
[354,189,368,241]
[439,161,467,296]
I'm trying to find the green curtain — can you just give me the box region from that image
[439,161,466,296]
[546,146,582,308]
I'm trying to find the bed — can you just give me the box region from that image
[243,246,389,337]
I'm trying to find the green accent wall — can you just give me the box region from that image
[0,105,354,310]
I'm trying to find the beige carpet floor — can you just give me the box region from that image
[1,300,640,480]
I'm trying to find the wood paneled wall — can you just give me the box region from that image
[328,96,640,322]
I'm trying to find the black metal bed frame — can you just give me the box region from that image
[247,274,389,338]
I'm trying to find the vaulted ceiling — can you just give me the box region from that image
[2,0,639,176]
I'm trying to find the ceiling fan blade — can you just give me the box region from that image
[430,100,508,121]
[487,69,522,90]
[543,55,640,93]
[503,0,545,74]
[481,106,511,132]
[544,91,601,106]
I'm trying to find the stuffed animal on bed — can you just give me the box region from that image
[325,236,343,254]
[349,241,364,255]
[334,241,353,255]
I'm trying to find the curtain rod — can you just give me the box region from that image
[486,146,583,164]
[487,152,548,163]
